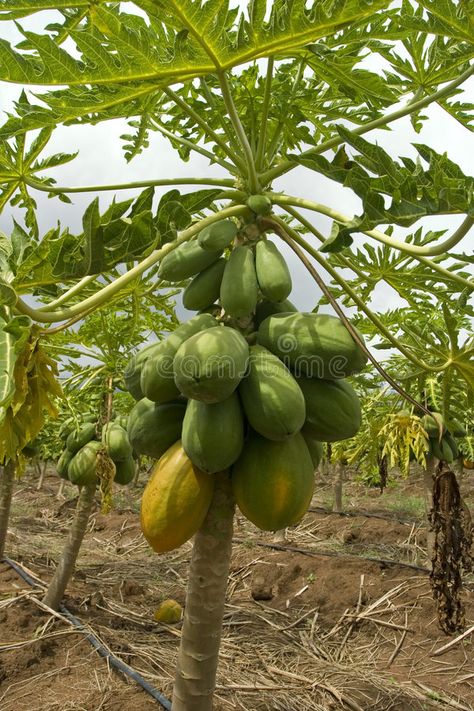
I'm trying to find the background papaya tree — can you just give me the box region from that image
[0,0,473,708]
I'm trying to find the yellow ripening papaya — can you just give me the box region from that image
[140,441,214,553]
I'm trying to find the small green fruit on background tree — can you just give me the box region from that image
[0,2,473,709]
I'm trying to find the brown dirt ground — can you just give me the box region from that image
[1,464,473,711]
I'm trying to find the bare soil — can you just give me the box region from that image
[1,464,473,711]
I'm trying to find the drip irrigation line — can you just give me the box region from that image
[232,538,430,573]
[1,557,172,711]
[307,506,418,526]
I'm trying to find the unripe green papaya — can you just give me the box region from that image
[232,431,314,531]
[140,314,218,403]
[422,412,445,438]
[68,441,101,487]
[254,298,297,328]
[258,313,367,379]
[124,341,164,401]
[173,326,249,403]
[239,345,305,441]
[127,399,186,459]
[255,240,292,302]
[57,449,74,480]
[158,240,221,281]
[198,220,237,251]
[246,195,272,216]
[182,258,226,311]
[182,393,244,473]
[299,377,361,442]
[66,423,97,454]
[103,423,133,462]
[114,414,129,429]
[301,428,324,469]
[429,436,454,463]
[220,245,258,318]
[114,456,136,485]
[443,432,459,459]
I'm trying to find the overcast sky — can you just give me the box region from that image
[0,9,473,320]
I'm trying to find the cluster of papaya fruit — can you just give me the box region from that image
[422,412,465,463]
[123,205,368,553]
[56,415,136,487]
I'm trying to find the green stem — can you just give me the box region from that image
[163,86,244,170]
[15,205,248,323]
[200,79,243,159]
[266,59,305,165]
[274,212,439,373]
[218,72,260,193]
[151,118,238,174]
[272,194,474,261]
[284,205,474,291]
[24,175,234,195]
[37,275,97,312]
[262,63,474,184]
[255,57,275,172]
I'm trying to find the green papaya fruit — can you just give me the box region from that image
[232,431,314,531]
[422,412,445,438]
[173,326,249,403]
[103,423,133,462]
[68,441,102,487]
[443,432,459,459]
[57,449,74,480]
[158,240,221,282]
[299,378,361,442]
[182,258,226,311]
[114,414,129,429]
[429,436,454,463]
[198,220,237,251]
[246,195,272,216]
[114,456,136,486]
[140,314,218,403]
[254,299,297,328]
[255,240,292,302]
[182,393,244,473]
[124,341,164,401]
[239,345,305,441]
[257,312,367,379]
[301,428,324,469]
[220,245,258,319]
[66,423,97,454]
[127,399,186,459]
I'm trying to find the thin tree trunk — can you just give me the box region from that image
[56,479,66,500]
[36,460,48,490]
[43,483,95,610]
[133,456,141,486]
[423,454,436,561]
[0,461,15,559]
[172,472,234,711]
[333,461,344,513]
[452,456,464,480]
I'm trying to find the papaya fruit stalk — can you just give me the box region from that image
[43,482,96,610]
[172,472,234,711]
[0,460,15,559]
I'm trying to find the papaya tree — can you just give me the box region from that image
[0,1,473,707]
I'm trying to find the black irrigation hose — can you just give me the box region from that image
[1,557,172,711]
[232,538,430,573]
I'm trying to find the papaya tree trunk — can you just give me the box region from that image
[333,460,344,513]
[172,472,234,711]
[133,456,141,486]
[0,461,15,559]
[43,483,95,610]
[423,454,436,561]
[56,479,66,500]
[36,460,48,491]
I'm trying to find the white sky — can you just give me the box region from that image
[0,10,473,319]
